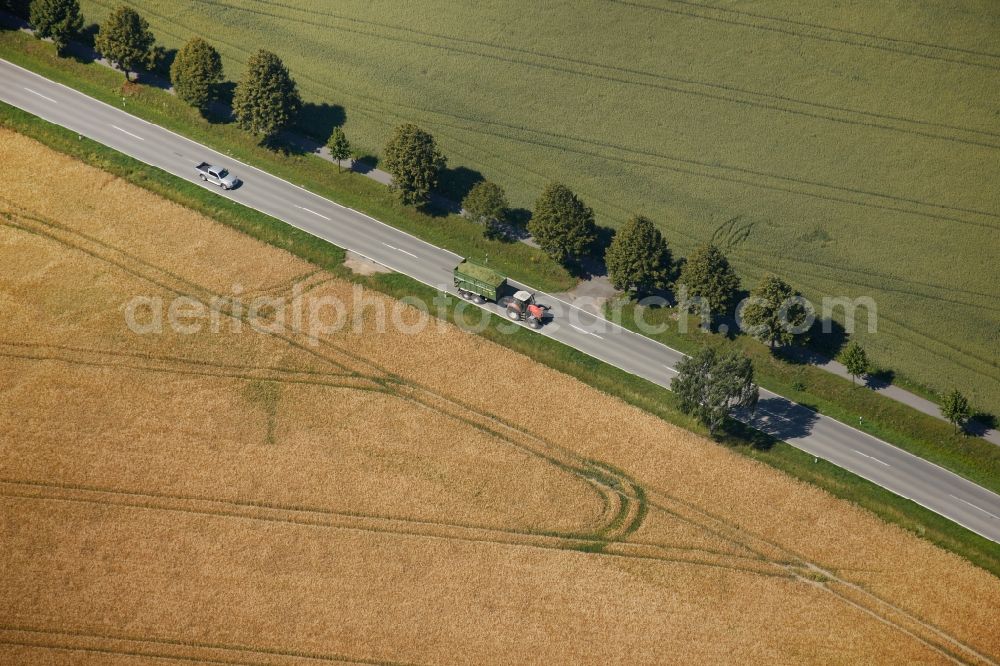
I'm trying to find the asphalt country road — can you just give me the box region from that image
[2,59,999,543]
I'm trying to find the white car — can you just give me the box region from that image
[195,161,239,189]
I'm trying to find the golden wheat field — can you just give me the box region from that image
[0,128,998,665]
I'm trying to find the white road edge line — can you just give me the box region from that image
[293,205,331,221]
[853,449,891,466]
[950,495,1000,520]
[23,87,57,104]
[111,125,144,141]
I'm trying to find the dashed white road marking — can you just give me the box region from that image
[569,323,604,339]
[950,495,1000,520]
[757,408,794,424]
[111,125,144,140]
[382,243,418,258]
[853,449,891,466]
[662,364,678,374]
[293,205,331,221]
[23,87,57,104]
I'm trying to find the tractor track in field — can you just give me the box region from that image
[0,203,646,543]
[0,340,356,381]
[607,0,1000,71]
[0,480,786,577]
[708,254,999,376]
[0,341,388,393]
[5,478,993,663]
[193,0,1000,150]
[721,245,999,306]
[0,625,419,666]
[417,116,1000,232]
[91,2,1000,222]
[716,249,1000,383]
[640,482,999,666]
[719,252,1000,376]
[3,203,995,663]
[230,0,1000,140]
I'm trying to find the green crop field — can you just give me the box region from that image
[77,0,1000,412]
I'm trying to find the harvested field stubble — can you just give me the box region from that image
[0,129,998,664]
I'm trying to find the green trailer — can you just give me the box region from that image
[453,258,506,303]
[453,258,549,328]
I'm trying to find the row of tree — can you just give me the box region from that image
[19,3,436,201]
[672,340,972,436]
[456,173,977,432]
[18,1,305,141]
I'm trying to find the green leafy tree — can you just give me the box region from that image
[942,389,971,434]
[462,180,508,238]
[328,127,352,172]
[605,215,671,294]
[232,49,302,140]
[382,123,446,205]
[840,341,870,385]
[29,0,83,55]
[170,37,223,111]
[677,244,740,317]
[143,44,171,77]
[94,5,154,81]
[740,273,810,348]
[528,182,597,265]
[672,346,759,436]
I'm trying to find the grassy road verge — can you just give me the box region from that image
[3,101,997,578]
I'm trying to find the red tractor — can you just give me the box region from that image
[452,259,550,330]
[503,290,549,329]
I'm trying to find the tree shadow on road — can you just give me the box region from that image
[730,396,821,448]
[350,154,379,174]
[966,412,997,439]
[295,101,345,144]
[435,165,484,205]
[776,318,849,367]
[865,369,895,390]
